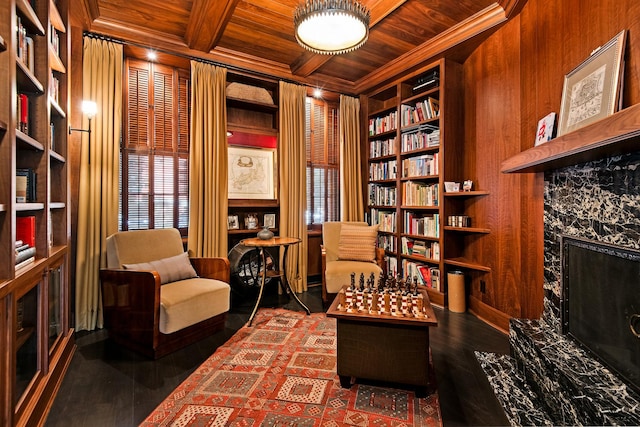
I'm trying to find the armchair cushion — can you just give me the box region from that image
[123,252,197,285]
[160,277,230,334]
[324,260,383,294]
[337,223,379,262]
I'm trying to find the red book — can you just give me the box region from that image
[19,94,28,133]
[16,216,36,248]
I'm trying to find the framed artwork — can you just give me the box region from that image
[264,213,276,229]
[534,112,556,146]
[228,146,277,200]
[227,215,239,230]
[557,30,626,136]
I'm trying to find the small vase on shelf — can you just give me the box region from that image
[257,226,274,240]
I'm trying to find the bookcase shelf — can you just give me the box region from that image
[1,0,74,423]
[444,257,491,272]
[366,59,469,307]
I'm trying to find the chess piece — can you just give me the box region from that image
[350,272,356,291]
[338,289,346,311]
[359,273,365,291]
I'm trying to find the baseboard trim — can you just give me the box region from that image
[468,296,511,334]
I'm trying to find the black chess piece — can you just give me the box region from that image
[413,276,419,295]
[359,273,365,291]
[350,272,356,291]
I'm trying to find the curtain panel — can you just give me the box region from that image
[187,61,228,258]
[340,95,364,221]
[75,37,123,331]
[279,81,308,293]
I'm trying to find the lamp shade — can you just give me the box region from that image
[294,0,370,55]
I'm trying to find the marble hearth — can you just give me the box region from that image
[478,151,640,426]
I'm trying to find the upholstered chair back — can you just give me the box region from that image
[322,221,369,263]
[106,228,185,268]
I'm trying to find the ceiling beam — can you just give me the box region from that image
[289,0,407,77]
[184,0,241,52]
[354,2,508,93]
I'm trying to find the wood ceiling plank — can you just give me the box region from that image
[185,0,241,52]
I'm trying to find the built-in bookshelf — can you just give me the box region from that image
[366,59,488,308]
[0,0,75,424]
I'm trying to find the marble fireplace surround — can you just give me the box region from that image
[480,130,640,424]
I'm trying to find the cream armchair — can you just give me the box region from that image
[321,221,385,304]
[100,228,231,358]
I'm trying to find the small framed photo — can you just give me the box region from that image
[264,213,276,229]
[534,112,556,146]
[557,30,626,136]
[227,215,239,230]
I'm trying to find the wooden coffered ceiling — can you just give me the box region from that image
[74,0,526,94]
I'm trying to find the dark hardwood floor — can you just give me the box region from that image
[45,283,510,426]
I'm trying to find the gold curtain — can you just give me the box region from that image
[187,61,228,257]
[279,81,307,293]
[75,37,122,331]
[340,94,364,221]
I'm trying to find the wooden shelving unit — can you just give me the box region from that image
[0,0,75,424]
[365,59,484,308]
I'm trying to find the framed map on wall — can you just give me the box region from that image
[228,146,277,199]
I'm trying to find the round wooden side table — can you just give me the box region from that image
[240,236,311,325]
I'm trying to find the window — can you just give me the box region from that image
[306,97,339,226]
[121,58,190,234]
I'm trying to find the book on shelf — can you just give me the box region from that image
[413,70,440,92]
[16,216,36,248]
[417,264,432,288]
[15,256,35,271]
[16,168,36,202]
[15,245,36,264]
[17,94,29,133]
[16,174,27,203]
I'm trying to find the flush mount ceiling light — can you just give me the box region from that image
[294,0,370,55]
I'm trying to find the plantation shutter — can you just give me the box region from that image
[121,58,190,233]
[306,98,339,225]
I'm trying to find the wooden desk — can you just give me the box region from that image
[241,237,310,325]
[326,286,438,396]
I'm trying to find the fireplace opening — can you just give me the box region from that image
[561,236,640,394]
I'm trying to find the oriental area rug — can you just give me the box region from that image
[141,308,442,427]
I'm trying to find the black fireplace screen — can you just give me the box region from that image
[561,236,640,394]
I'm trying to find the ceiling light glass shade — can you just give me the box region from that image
[294,0,370,55]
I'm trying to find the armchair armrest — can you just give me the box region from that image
[99,269,162,347]
[189,257,230,283]
[375,247,386,275]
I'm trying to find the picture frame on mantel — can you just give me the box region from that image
[557,30,627,136]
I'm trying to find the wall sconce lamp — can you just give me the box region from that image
[69,100,98,162]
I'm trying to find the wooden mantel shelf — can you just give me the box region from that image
[501,103,640,173]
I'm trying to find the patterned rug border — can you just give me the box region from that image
[141,308,442,426]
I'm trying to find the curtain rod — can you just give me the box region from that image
[83,31,302,87]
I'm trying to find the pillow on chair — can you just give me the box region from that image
[338,223,379,262]
[123,252,198,285]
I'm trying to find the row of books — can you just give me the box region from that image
[369,137,396,158]
[15,240,36,270]
[369,160,397,181]
[403,212,439,238]
[386,256,398,278]
[378,234,397,252]
[16,168,37,203]
[50,72,61,104]
[50,23,61,56]
[402,153,439,178]
[401,237,440,260]
[400,97,440,127]
[16,16,35,74]
[17,94,29,134]
[370,208,396,233]
[368,184,397,207]
[402,260,441,291]
[402,181,438,206]
[401,128,440,152]
[369,111,398,136]
[16,216,36,271]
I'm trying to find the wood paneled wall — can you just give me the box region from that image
[463,0,640,327]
